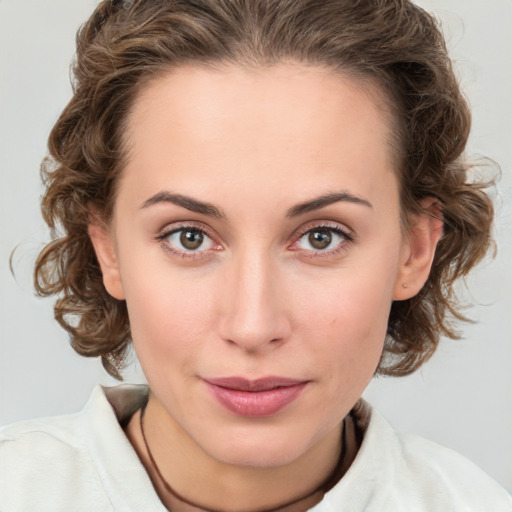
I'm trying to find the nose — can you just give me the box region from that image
[218,250,291,353]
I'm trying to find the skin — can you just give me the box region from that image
[90,63,442,511]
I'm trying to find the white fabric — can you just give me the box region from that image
[0,385,510,511]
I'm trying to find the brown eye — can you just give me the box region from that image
[180,229,204,250]
[308,229,332,250]
[160,225,218,257]
[294,225,352,254]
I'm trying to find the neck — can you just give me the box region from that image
[126,394,347,512]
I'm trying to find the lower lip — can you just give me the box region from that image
[205,382,308,417]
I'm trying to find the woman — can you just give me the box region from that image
[1,0,510,510]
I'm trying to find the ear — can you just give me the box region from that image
[393,198,443,301]
[88,215,125,301]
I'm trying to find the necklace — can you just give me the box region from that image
[139,400,347,512]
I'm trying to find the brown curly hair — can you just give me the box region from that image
[34,0,494,379]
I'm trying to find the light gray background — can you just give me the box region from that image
[1,0,511,492]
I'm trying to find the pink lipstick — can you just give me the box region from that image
[203,377,308,417]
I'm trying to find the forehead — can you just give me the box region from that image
[120,63,398,211]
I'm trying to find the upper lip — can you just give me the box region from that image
[204,376,308,392]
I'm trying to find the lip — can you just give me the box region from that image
[203,377,309,417]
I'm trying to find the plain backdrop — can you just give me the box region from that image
[1,0,511,492]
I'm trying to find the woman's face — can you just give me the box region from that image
[94,64,427,467]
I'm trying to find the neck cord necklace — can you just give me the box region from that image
[139,400,347,512]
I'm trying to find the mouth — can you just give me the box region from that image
[203,377,309,417]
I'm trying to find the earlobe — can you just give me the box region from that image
[393,199,443,301]
[88,219,125,301]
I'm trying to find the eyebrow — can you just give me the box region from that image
[140,191,225,219]
[140,190,372,219]
[286,191,373,217]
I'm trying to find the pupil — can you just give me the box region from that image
[180,230,203,250]
[309,230,332,250]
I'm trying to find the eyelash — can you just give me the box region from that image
[155,222,220,260]
[155,222,354,260]
[291,223,354,258]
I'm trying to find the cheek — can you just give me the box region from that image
[120,258,218,367]
[297,262,396,384]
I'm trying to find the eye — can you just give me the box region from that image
[167,228,214,251]
[170,228,210,251]
[157,224,220,257]
[293,225,353,255]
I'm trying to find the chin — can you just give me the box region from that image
[198,424,322,468]
[210,444,305,468]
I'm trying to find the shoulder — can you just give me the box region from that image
[0,401,92,468]
[0,405,112,511]
[0,384,153,512]
[392,426,511,510]
[319,401,512,512]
